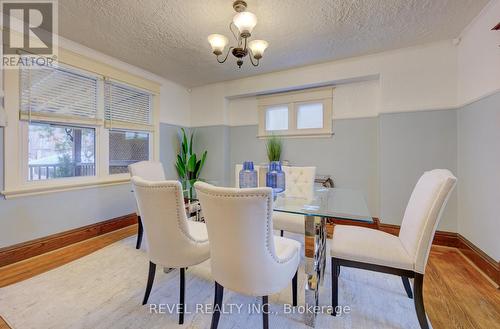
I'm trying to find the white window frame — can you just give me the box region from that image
[108,128,153,176]
[257,87,334,138]
[2,49,160,198]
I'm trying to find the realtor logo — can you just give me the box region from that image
[1,0,58,67]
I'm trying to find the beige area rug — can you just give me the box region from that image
[0,234,426,329]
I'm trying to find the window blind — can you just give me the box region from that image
[104,80,153,131]
[20,65,99,124]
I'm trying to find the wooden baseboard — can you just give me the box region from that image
[456,234,499,286]
[327,218,458,246]
[0,213,138,268]
[377,222,498,286]
[378,223,460,247]
[328,219,498,286]
[326,217,380,238]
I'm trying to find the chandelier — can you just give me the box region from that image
[207,0,268,68]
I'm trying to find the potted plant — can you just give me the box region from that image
[175,128,207,199]
[266,134,282,163]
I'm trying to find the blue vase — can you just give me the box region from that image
[266,161,286,196]
[239,161,258,188]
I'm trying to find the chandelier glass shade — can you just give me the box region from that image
[208,1,268,68]
[232,12,257,36]
[248,39,268,59]
[207,34,229,55]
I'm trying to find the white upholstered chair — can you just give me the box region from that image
[194,182,301,329]
[273,166,316,236]
[330,169,457,329]
[131,177,210,325]
[128,161,166,249]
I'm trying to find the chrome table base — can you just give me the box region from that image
[304,215,327,327]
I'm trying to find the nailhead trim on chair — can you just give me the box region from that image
[196,187,297,265]
[134,182,209,244]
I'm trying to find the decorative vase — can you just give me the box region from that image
[239,161,258,188]
[266,161,286,198]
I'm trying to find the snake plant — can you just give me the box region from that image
[175,128,207,198]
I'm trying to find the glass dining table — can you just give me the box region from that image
[187,186,372,327]
[273,187,372,327]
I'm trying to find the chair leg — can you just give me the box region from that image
[402,276,413,299]
[179,268,185,324]
[136,216,143,249]
[414,273,430,329]
[142,261,156,305]
[280,230,284,237]
[292,270,298,306]
[331,258,339,316]
[262,296,269,329]
[210,282,224,329]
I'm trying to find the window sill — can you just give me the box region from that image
[257,132,334,139]
[1,177,131,199]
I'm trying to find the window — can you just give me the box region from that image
[104,80,153,131]
[105,80,153,174]
[20,65,99,124]
[28,122,95,180]
[265,105,288,131]
[109,130,149,174]
[258,87,333,137]
[296,102,323,129]
[2,49,160,198]
[20,63,99,183]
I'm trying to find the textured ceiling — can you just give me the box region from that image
[58,0,488,87]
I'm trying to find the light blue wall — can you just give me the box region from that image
[159,123,183,179]
[192,125,230,186]
[379,109,458,231]
[0,184,136,248]
[228,119,380,216]
[0,111,457,247]
[4,99,496,259]
[194,110,459,231]
[457,92,500,261]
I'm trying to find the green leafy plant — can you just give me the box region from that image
[175,128,207,198]
[266,135,282,162]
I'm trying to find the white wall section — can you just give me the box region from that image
[457,0,500,105]
[191,41,458,127]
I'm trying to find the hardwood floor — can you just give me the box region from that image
[0,317,10,329]
[424,247,500,329]
[0,227,498,329]
[0,225,137,288]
